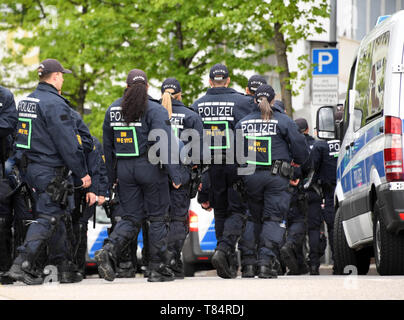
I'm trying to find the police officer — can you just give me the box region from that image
[306,120,340,275]
[73,136,108,278]
[160,77,204,278]
[47,108,94,283]
[238,74,267,277]
[0,85,18,276]
[280,118,315,275]
[191,63,252,279]
[235,84,309,278]
[6,58,91,285]
[96,69,185,282]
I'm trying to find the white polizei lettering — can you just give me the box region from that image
[18,101,37,113]
[241,121,277,136]
[110,110,123,122]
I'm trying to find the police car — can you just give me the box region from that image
[182,198,216,276]
[316,10,404,275]
[86,199,216,276]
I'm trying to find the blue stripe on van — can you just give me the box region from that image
[200,218,217,251]
[337,118,385,194]
[89,227,109,259]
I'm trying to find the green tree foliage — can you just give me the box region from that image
[0,0,329,140]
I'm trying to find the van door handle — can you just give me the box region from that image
[379,126,384,133]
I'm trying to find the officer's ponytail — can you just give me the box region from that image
[122,82,148,123]
[161,89,175,119]
[160,78,182,119]
[255,84,276,121]
[122,69,149,123]
[258,97,273,121]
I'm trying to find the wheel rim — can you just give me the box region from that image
[375,220,381,267]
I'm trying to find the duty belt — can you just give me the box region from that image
[254,160,294,179]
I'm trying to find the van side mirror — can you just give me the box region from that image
[316,106,336,140]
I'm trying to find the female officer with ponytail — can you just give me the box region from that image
[96,69,184,283]
[160,78,204,278]
[235,84,309,278]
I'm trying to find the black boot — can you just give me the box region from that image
[148,263,175,282]
[0,217,12,273]
[58,260,83,283]
[280,242,300,275]
[95,243,117,282]
[241,265,256,278]
[116,261,136,278]
[14,261,45,285]
[212,249,235,279]
[258,258,279,279]
[310,265,320,275]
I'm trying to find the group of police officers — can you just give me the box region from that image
[0,58,339,285]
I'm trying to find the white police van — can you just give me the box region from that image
[316,11,404,275]
[86,200,216,276]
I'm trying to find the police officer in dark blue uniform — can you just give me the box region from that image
[7,59,91,285]
[0,85,18,276]
[280,118,315,275]
[96,69,185,282]
[191,64,252,279]
[73,136,108,277]
[160,78,204,278]
[306,127,340,275]
[235,84,309,278]
[237,74,267,278]
[47,108,94,283]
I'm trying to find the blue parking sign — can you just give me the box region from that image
[312,48,339,75]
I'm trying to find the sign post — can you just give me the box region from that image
[312,48,339,106]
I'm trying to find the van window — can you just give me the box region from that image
[370,32,389,114]
[354,31,390,130]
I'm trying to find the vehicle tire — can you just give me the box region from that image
[184,263,196,277]
[373,200,404,275]
[333,207,359,275]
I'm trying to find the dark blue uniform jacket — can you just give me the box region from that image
[103,95,183,186]
[0,86,18,157]
[309,139,340,185]
[235,103,309,166]
[14,82,87,179]
[191,87,252,155]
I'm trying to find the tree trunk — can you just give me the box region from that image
[273,22,293,117]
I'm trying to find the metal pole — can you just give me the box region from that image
[329,0,337,46]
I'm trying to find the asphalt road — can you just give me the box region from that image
[1,264,404,300]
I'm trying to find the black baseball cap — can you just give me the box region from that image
[248,75,267,93]
[161,78,181,94]
[209,63,229,81]
[126,69,148,86]
[37,59,72,76]
[255,84,275,103]
[295,118,309,133]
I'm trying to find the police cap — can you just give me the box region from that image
[126,69,148,86]
[161,78,181,94]
[248,75,267,93]
[209,63,229,81]
[255,84,275,103]
[37,59,72,76]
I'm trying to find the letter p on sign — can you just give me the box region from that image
[312,48,339,75]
